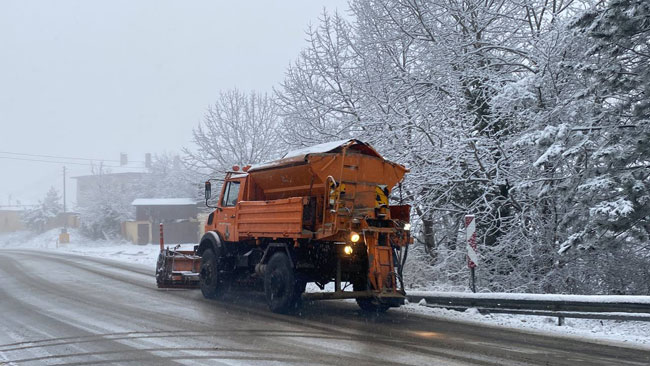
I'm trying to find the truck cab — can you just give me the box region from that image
[209,174,245,242]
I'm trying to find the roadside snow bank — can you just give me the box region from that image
[407,290,650,304]
[0,229,162,268]
[400,297,650,350]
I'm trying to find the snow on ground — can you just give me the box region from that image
[398,300,650,350]
[1,229,649,350]
[407,290,650,304]
[0,229,163,267]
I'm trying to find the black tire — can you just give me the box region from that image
[353,280,390,313]
[264,252,304,313]
[155,251,167,287]
[199,248,226,299]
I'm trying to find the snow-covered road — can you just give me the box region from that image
[0,231,650,365]
[4,229,650,349]
[1,249,649,365]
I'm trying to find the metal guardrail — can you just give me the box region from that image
[406,293,650,324]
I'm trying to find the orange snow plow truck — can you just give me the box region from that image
[156,139,412,313]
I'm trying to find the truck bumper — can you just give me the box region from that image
[302,290,406,306]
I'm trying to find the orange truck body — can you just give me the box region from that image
[158,139,411,312]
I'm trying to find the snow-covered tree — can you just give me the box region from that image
[277,0,543,287]
[79,153,200,240]
[546,0,650,294]
[276,12,362,145]
[276,0,650,294]
[491,0,650,294]
[184,89,283,175]
[78,168,138,240]
[23,187,62,233]
[140,153,200,200]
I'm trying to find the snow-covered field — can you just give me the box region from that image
[1,229,649,350]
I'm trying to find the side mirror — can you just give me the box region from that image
[204,181,212,201]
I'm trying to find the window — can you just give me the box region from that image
[221,181,240,207]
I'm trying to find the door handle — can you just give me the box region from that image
[230,215,236,218]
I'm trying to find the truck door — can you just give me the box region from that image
[216,179,241,242]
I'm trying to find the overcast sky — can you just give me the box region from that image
[0,0,349,206]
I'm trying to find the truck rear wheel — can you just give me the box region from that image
[199,248,226,299]
[353,280,390,313]
[264,252,304,313]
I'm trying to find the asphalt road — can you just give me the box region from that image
[0,250,648,366]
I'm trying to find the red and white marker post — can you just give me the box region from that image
[159,223,165,252]
[465,215,478,293]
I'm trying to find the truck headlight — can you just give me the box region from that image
[350,232,360,243]
[344,245,353,255]
[403,223,411,231]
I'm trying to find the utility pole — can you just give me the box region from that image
[59,165,70,245]
[62,166,67,213]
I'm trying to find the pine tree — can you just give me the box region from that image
[550,0,650,294]
[23,187,63,233]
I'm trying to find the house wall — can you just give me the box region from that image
[123,221,151,244]
[130,204,200,244]
[135,205,198,223]
[154,220,200,244]
[0,210,24,232]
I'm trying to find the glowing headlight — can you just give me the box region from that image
[344,245,353,255]
[350,232,360,243]
[403,223,412,231]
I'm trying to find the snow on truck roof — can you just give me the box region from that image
[283,139,356,159]
[248,139,381,172]
[131,198,197,206]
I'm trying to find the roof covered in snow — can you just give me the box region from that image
[72,161,150,179]
[131,198,197,206]
[0,207,26,212]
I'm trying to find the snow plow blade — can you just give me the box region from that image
[155,247,201,289]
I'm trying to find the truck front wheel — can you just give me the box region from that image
[199,248,226,299]
[264,252,304,313]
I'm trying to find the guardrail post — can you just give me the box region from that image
[558,316,565,326]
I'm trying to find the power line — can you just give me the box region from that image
[0,155,144,169]
[0,156,97,166]
[0,150,145,163]
[0,150,119,162]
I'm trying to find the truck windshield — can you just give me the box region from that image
[221,181,240,207]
